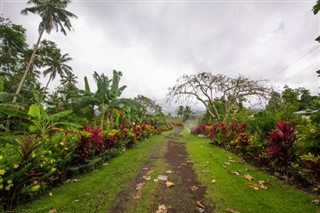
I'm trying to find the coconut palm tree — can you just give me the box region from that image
[12,0,77,103]
[41,52,73,101]
[60,71,78,86]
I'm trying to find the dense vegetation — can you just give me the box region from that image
[0,0,319,211]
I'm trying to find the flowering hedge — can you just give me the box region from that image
[191,120,320,193]
[0,123,162,211]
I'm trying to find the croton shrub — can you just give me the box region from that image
[0,123,162,211]
[192,119,320,192]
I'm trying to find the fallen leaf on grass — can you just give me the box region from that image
[226,207,240,213]
[156,204,167,213]
[103,162,109,166]
[224,162,231,165]
[311,199,320,205]
[201,170,209,173]
[165,170,174,174]
[154,179,159,182]
[48,209,56,213]
[248,181,269,190]
[244,174,254,181]
[211,179,217,184]
[66,178,80,183]
[166,181,174,187]
[196,201,205,208]
[248,183,260,190]
[229,170,241,176]
[258,181,268,190]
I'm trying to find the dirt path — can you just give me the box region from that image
[109,127,214,213]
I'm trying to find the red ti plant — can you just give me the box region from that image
[84,125,104,154]
[265,121,297,173]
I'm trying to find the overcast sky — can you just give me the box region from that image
[1,0,320,112]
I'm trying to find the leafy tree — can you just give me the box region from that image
[73,70,126,129]
[39,40,73,101]
[266,90,283,112]
[0,17,27,73]
[282,85,299,107]
[13,0,77,104]
[167,72,271,121]
[176,105,194,122]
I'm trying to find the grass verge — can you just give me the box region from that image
[15,132,170,213]
[183,130,320,213]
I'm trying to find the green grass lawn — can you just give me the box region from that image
[184,130,320,213]
[13,129,320,213]
[15,132,170,213]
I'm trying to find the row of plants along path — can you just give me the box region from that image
[191,120,320,194]
[0,123,164,211]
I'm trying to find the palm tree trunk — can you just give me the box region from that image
[40,74,53,102]
[12,28,45,104]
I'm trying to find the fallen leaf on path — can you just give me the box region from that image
[166,181,174,187]
[48,209,56,213]
[311,199,320,205]
[158,175,168,181]
[248,183,260,190]
[191,185,199,191]
[226,207,240,213]
[134,182,145,199]
[136,182,145,190]
[197,207,205,212]
[196,201,205,208]
[143,176,151,181]
[244,174,254,181]
[211,179,217,184]
[156,204,167,213]
[147,169,154,174]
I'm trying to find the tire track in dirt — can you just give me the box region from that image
[152,127,214,213]
[108,135,166,213]
[108,127,214,213]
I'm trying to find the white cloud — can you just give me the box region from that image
[2,1,319,113]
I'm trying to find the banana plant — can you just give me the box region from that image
[0,90,79,135]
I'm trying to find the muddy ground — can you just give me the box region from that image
[109,127,214,213]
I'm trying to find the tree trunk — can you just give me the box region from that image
[40,74,53,102]
[12,28,45,104]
